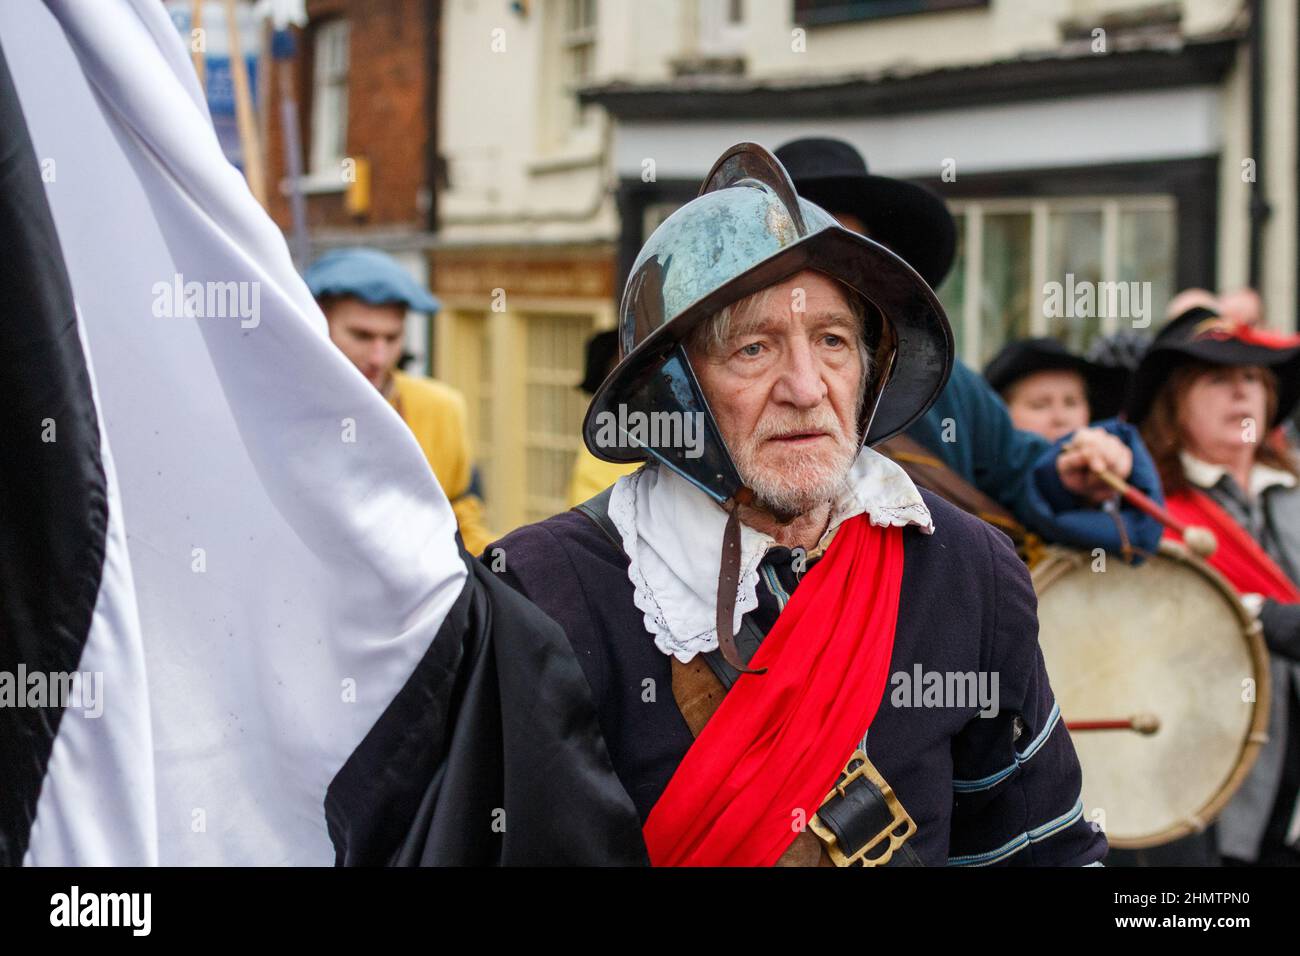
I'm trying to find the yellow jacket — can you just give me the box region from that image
[566,445,640,508]
[390,370,495,555]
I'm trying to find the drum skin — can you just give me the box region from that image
[1032,540,1271,849]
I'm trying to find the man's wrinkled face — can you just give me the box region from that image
[687,270,866,517]
[323,297,406,391]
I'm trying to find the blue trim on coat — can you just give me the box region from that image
[947,797,1085,866]
[952,700,1061,793]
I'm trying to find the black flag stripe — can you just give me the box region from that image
[0,36,108,867]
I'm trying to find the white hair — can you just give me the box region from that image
[688,280,873,382]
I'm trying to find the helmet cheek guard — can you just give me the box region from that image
[588,342,743,504]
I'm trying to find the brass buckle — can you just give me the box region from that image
[807,749,917,867]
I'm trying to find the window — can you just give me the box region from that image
[523,313,594,524]
[792,0,987,27]
[437,311,497,525]
[935,197,1176,368]
[556,0,597,135]
[309,19,350,175]
[642,201,680,241]
[698,0,746,57]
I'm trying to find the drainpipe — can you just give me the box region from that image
[424,0,442,236]
[1248,0,1270,288]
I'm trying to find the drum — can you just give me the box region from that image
[1031,540,1271,849]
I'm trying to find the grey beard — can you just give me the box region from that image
[745,470,853,523]
[736,439,859,521]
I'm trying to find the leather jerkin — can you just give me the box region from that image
[876,434,1040,561]
[669,655,833,866]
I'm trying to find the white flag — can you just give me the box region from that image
[3,0,466,865]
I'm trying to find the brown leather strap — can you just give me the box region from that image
[878,434,1023,532]
[778,831,833,866]
[714,504,765,675]
[669,656,829,865]
[670,656,725,738]
[877,433,1036,552]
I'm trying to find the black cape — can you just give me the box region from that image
[325,552,648,865]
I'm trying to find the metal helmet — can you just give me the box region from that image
[582,142,953,507]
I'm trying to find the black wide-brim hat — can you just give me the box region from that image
[774,137,956,289]
[578,329,619,396]
[984,337,1131,421]
[1126,312,1300,426]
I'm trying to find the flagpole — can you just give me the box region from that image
[257,13,272,184]
[223,0,267,208]
[273,27,310,266]
[190,0,205,89]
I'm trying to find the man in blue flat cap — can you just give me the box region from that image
[305,248,494,555]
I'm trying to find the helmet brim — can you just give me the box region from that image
[583,223,953,463]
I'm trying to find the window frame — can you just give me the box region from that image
[942,195,1178,367]
[558,0,598,133]
[308,18,351,177]
[792,0,989,28]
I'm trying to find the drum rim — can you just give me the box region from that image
[1031,538,1272,849]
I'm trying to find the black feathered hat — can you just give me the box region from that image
[984,337,1130,421]
[774,137,956,289]
[1126,313,1300,426]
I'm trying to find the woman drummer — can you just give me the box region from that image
[1128,312,1300,866]
[984,338,1130,442]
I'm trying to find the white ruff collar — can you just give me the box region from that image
[608,447,934,662]
[1180,450,1298,498]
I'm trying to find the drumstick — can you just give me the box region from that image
[1067,450,1218,558]
[1067,713,1160,735]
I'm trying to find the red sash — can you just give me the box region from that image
[642,514,905,866]
[1164,488,1300,602]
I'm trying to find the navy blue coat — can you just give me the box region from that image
[489,488,1107,866]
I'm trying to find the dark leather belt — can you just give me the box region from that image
[810,749,919,867]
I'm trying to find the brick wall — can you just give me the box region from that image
[264,0,436,233]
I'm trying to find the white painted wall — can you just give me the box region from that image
[612,86,1223,179]
[437,0,1293,328]
[1260,0,1297,328]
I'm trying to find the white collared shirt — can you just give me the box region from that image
[1179,450,1297,499]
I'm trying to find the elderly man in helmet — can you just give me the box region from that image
[332,145,1104,867]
